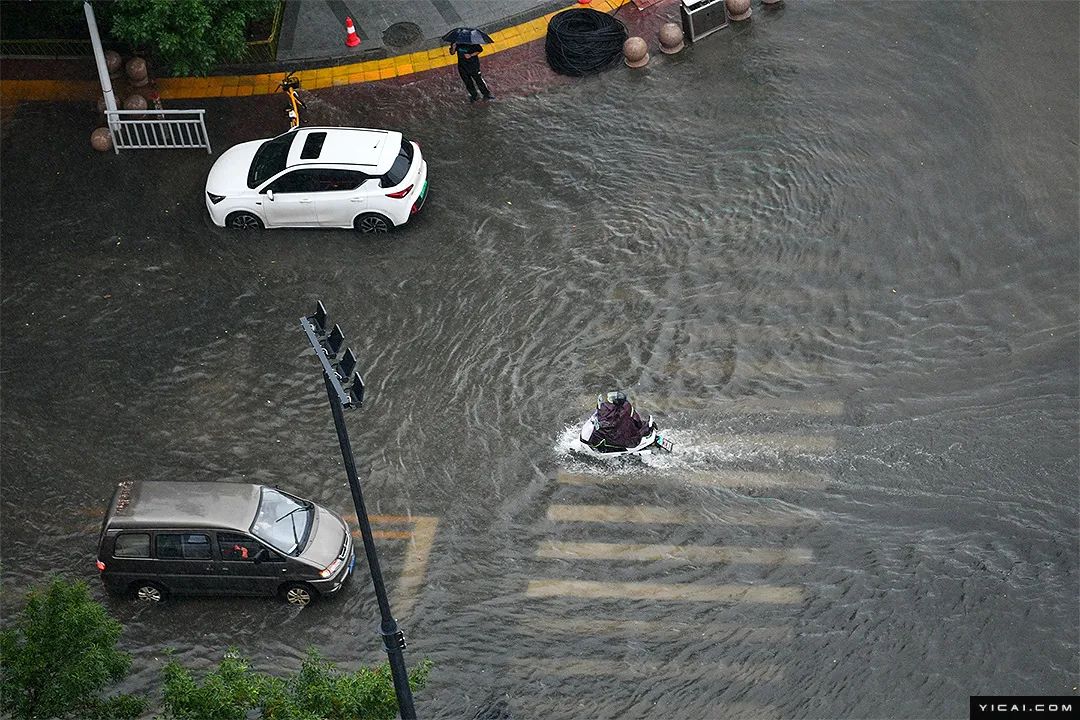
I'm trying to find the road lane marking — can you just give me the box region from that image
[536,540,813,564]
[525,579,803,604]
[343,513,439,621]
[547,504,692,524]
[508,696,779,720]
[577,394,843,416]
[369,530,413,540]
[509,656,784,683]
[394,516,438,621]
[711,432,836,454]
[546,503,810,526]
[516,616,794,642]
[556,470,827,489]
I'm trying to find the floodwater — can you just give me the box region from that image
[1,2,1077,718]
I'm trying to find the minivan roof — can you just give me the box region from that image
[104,481,263,532]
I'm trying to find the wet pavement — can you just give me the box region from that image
[277,0,564,61]
[1,2,1078,719]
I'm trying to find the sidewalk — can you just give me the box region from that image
[278,0,565,62]
[0,0,647,105]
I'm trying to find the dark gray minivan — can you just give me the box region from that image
[97,481,355,606]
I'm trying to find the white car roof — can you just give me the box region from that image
[285,127,402,173]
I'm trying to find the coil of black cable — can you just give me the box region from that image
[545,8,629,77]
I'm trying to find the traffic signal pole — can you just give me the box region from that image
[301,302,416,719]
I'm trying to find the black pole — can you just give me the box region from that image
[323,372,417,719]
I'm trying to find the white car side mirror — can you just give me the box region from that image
[266,189,275,201]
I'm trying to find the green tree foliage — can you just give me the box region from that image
[0,577,146,720]
[101,0,277,76]
[161,648,433,720]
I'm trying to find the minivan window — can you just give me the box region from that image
[248,134,293,188]
[379,138,414,188]
[156,533,212,560]
[219,532,264,562]
[251,488,312,555]
[114,533,150,558]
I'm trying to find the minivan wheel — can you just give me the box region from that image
[282,582,315,607]
[354,213,392,234]
[226,211,264,230]
[133,582,166,603]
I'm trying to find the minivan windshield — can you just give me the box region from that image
[247,134,293,188]
[251,488,312,555]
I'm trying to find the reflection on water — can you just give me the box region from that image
[1,1,1077,718]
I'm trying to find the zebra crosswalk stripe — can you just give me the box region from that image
[525,579,803,604]
[536,540,813,564]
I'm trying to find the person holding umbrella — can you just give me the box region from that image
[443,27,495,103]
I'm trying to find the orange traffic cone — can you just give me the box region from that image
[345,17,361,47]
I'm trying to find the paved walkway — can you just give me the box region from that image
[278,0,564,61]
[0,0,635,105]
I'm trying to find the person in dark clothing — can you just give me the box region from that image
[593,391,651,449]
[450,42,494,102]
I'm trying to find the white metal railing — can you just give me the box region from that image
[105,108,211,154]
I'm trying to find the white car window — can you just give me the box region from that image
[266,170,319,194]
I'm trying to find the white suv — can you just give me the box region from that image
[205,126,428,233]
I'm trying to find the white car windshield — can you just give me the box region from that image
[250,488,312,555]
[247,134,292,188]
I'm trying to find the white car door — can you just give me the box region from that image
[309,169,369,228]
[261,170,320,227]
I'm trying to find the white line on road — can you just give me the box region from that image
[536,540,813,565]
[525,579,803,604]
[515,616,794,642]
[546,503,811,526]
[556,470,828,489]
[509,656,784,683]
[578,394,843,416]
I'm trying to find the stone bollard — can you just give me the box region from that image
[726,0,752,21]
[91,127,112,152]
[124,93,148,119]
[623,36,649,68]
[658,23,684,54]
[105,50,123,79]
[126,56,149,87]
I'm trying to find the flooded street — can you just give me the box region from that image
[1,2,1077,718]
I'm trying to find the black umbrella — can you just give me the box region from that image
[442,27,494,45]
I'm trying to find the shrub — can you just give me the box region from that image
[160,648,433,720]
[0,577,145,720]
[102,0,278,76]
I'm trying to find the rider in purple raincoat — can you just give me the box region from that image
[592,391,651,449]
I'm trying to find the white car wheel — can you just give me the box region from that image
[226,212,264,230]
[354,213,392,234]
